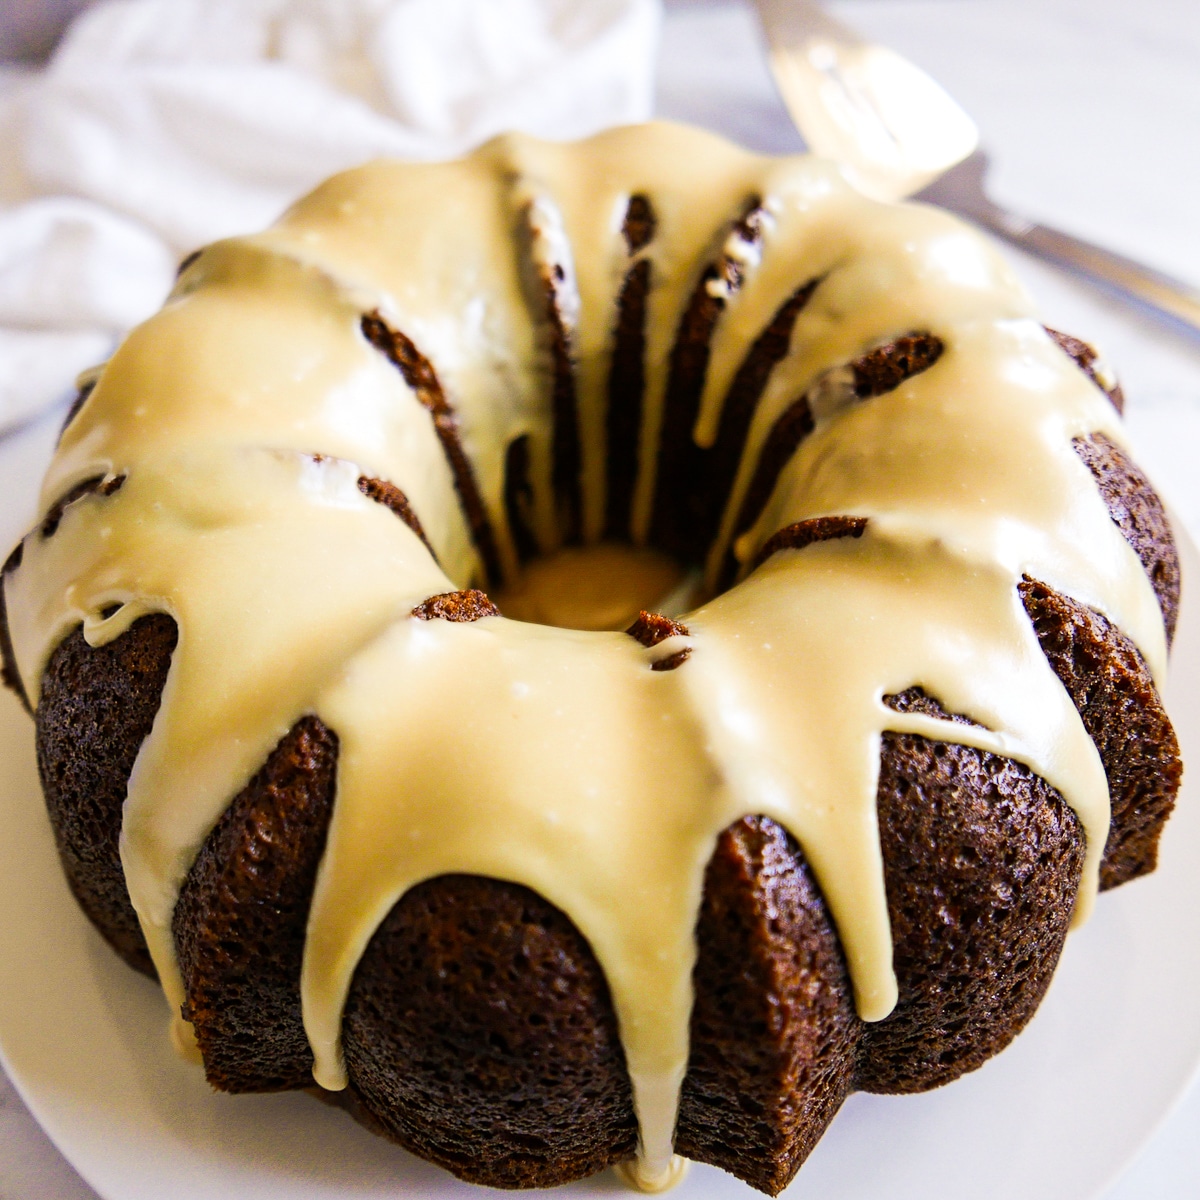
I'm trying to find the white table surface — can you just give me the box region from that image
[2,0,1200,1196]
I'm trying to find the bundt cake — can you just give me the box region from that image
[0,121,1182,1194]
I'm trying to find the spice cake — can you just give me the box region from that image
[0,121,1182,1193]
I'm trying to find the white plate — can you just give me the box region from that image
[0,475,1199,1200]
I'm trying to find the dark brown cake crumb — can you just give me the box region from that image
[1046,326,1125,412]
[604,257,652,540]
[884,684,978,726]
[40,473,125,539]
[859,710,1085,1092]
[176,249,202,277]
[175,716,339,1092]
[412,589,500,622]
[688,278,821,561]
[58,381,96,443]
[677,816,860,1195]
[719,335,942,588]
[356,474,436,560]
[621,194,655,254]
[1073,432,1179,643]
[625,610,688,647]
[36,615,178,976]
[652,651,690,672]
[717,395,815,589]
[754,515,867,569]
[650,198,768,559]
[0,543,29,709]
[361,311,502,583]
[850,333,944,398]
[501,434,540,559]
[521,203,583,546]
[503,434,541,562]
[605,193,657,541]
[343,814,865,1193]
[1020,578,1180,888]
[625,610,691,670]
[343,874,639,1189]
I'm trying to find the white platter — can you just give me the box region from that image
[0,497,1199,1200]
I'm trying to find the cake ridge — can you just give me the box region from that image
[604,194,657,540]
[360,310,500,583]
[649,196,768,561]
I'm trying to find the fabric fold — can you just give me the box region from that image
[0,0,662,434]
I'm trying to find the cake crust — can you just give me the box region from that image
[34,615,177,978]
[174,715,339,1092]
[675,816,860,1195]
[860,694,1085,1093]
[344,874,639,1189]
[1019,579,1181,888]
[1073,432,1179,644]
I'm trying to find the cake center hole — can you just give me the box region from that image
[491,543,695,631]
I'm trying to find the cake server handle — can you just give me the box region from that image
[983,216,1200,345]
[916,153,1200,345]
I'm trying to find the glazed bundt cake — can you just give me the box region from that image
[0,121,1182,1194]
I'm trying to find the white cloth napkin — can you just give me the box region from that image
[0,0,661,435]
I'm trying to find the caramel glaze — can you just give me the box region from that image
[1,122,1179,1189]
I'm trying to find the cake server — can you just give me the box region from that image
[753,0,1200,343]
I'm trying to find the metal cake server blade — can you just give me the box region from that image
[754,0,1200,344]
[755,0,978,203]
